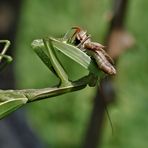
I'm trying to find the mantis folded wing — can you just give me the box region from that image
[0,37,101,119]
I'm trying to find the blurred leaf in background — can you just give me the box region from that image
[15,0,148,147]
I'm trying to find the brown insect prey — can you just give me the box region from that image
[71,27,116,75]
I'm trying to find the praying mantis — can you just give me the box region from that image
[0,27,116,119]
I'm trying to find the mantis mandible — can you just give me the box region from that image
[0,27,116,119]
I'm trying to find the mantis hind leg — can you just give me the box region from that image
[0,40,12,70]
[0,40,11,61]
[43,38,72,87]
[0,54,12,71]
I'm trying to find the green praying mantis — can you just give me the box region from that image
[0,27,116,119]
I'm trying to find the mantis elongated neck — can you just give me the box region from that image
[23,83,86,102]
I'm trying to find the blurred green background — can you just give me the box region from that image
[14,0,148,147]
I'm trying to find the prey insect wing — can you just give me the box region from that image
[93,50,116,75]
[84,41,113,63]
[84,42,116,75]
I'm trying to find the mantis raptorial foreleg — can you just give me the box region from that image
[0,40,12,71]
[43,38,71,87]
